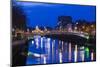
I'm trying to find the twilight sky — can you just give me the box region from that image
[14,1,96,28]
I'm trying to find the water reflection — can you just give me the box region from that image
[26,35,95,65]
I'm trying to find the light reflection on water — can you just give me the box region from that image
[26,35,95,65]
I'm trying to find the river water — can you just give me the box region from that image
[26,35,95,65]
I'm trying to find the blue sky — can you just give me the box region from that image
[14,1,96,28]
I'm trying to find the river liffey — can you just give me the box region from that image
[26,35,95,65]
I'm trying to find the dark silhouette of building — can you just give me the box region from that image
[57,16,72,28]
[12,5,26,30]
[57,16,72,30]
[12,5,28,66]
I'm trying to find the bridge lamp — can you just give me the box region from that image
[91,25,94,28]
[82,26,85,29]
[76,22,78,25]
[75,27,77,30]
[32,30,34,33]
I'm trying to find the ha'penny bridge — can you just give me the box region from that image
[14,27,95,48]
[22,30,94,47]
